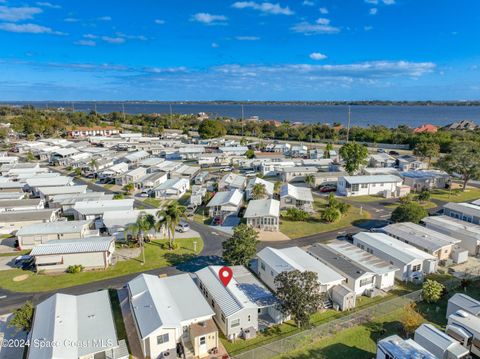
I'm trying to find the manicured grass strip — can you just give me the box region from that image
[280,200,371,239]
[0,237,202,292]
[342,195,386,203]
[0,250,30,257]
[109,289,128,344]
[430,188,480,203]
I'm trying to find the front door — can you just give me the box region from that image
[199,336,207,355]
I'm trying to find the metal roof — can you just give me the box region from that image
[247,177,274,195]
[37,185,87,196]
[154,178,189,191]
[195,266,258,317]
[128,273,214,339]
[400,170,449,179]
[30,236,113,256]
[244,199,279,218]
[307,243,370,279]
[280,184,314,202]
[449,293,480,315]
[0,199,42,208]
[353,232,437,265]
[444,202,480,217]
[27,290,119,359]
[26,176,73,188]
[382,222,460,252]
[415,323,469,357]
[327,241,399,275]
[16,219,92,236]
[378,335,436,359]
[341,174,403,185]
[257,247,345,285]
[0,208,57,222]
[422,215,480,240]
[207,189,243,207]
[73,199,134,215]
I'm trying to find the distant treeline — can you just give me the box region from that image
[1,106,479,152]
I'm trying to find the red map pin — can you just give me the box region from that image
[218,266,233,287]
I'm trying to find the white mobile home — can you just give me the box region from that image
[128,273,217,359]
[245,177,274,200]
[376,335,436,359]
[0,209,59,234]
[256,246,345,294]
[72,199,135,221]
[444,202,480,225]
[207,189,243,220]
[447,294,480,319]
[381,222,462,262]
[15,219,96,249]
[279,184,314,212]
[30,236,115,272]
[327,241,398,291]
[337,175,404,197]
[153,178,190,199]
[196,266,284,340]
[422,215,480,256]
[447,310,480,357]
[27,290,128,359]
[353,232,437,281]
[414,324,469,359]
[244,198,280,232]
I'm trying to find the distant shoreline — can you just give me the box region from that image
[3,100,480,107]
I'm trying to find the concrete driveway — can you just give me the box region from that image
[0,257,15,271]
[210,215,240,235]
[0,314,27,359]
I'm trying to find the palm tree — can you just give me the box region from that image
[251,183,267,200]
[156,202,187,249]
[123,182,135,195]
[126,212,156,264]
[305,174,315,188]
[89,158,99,171]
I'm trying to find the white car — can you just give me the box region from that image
[176,222,190,233]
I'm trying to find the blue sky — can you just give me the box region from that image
[0,0,479,101]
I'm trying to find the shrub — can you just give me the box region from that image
[66,264,84,274]
[281,208,309,221]
[337,202,351,215]
[391,201,428,223]
[321,207,341,223]
[422,279,445,303]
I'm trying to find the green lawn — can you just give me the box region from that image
[280,200,371,239]
[109,289,128,343]
[223,281,412,355]
[143,198,163,208]
[0,237,202,292]
[342,195,386,203]
[385,200,438,210]
[275,308,405,359]
[430,188,480,203]
[0,250,30,257]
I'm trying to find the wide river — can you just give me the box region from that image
[5,102,480,128]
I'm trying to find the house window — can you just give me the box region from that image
[200,337,206,345]
[360,277,374,287]
[248,315,251,322]
[412,264,421,272]
[231,319,240,328]
[361,184,368,188]
[221,314,225,322]
[157,333,169,345]
[211,299,215,308]
[261,262,265,271]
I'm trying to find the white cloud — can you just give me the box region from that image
[364,26,373,31]
[236,36,260,40]
[383,0,395,4]
[74,39,96,46]
[191,13,228,24]
[211,42,219,48]
[316,17,330,25]
[0,6,42,22]
[291,21,340,35]
[232,2,294,15]
[84,33,98,39]
[369,8,378,15]
[36,2,60,9]
[101,36,125,44]
[98,16,111,21]
[154,19,165,24]
[302,0,314,6]
[310,52,327,60]
[64,17,79,22]
[365,0,378,4]
[319,7,328,14]
[0,22,65,34]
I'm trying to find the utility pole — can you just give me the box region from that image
[346,105,351,143]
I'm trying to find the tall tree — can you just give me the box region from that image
[251,183,267,200]
[123,182,135,195]
[305,174,315,188]
[414,140,440,168]
[275,270,324,328]
[222,224,259,266]
[401,303,424,337]
[391,201,428,224]
[339,142,369,175]
[198,119,227,139]
[439,141,480,191]
[156,202,187,249]
[126,212,156,264]
[9,301,34,333]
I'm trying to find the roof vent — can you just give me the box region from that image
[456,310,469,318]
[88,314,96,319]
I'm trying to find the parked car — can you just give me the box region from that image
[336,233,354,243]
[388,150,400,156]
[377,148,385,153]
[186,204,197,216]
[138,191,150,197]
[221,166,233,172]
[320,185,337,193]
[176,222,190,233]
[213,216,222,225]
[14,255,34,270]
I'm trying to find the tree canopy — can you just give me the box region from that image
[391,201,428,223]
[339,142,369,175]
[198,119,227,139]
[274,270,324,328]
[439,141,480,190]
[222,224,259,266]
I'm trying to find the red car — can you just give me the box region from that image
[213,216,222,225]
[320,186,337,193]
